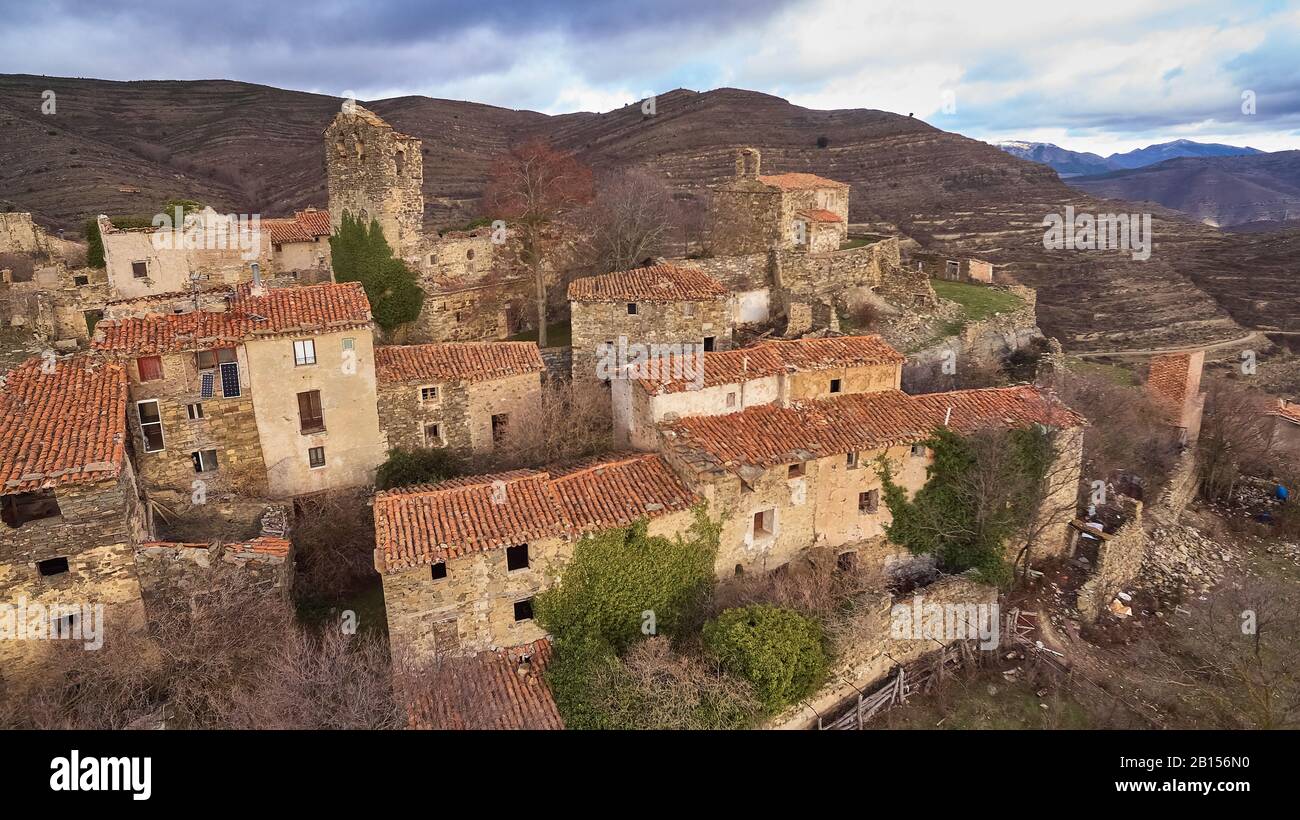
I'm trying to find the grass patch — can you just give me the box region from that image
[931,279,1024,322]
[1064,356,1138,386]
[507,319,571,348]
[839,237,874,251]
[876,674,1096,729]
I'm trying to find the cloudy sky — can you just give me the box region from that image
[3,0,1298,155]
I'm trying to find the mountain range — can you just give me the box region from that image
[995,139,1262,177]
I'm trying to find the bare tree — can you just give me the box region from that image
[579,169,676,274]
[291,488,378,603]
[1198,377,1275,504]
[476,379,614,471]
[485,139,593,347]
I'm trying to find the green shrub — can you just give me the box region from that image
[535,506,718,652]
[703,604,828,713]
[330,213,424,331]
[374,447,464,491]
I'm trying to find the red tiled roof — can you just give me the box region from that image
[797,208,844,224]
[758,172,848,191]
[294,208,332,237]
[92,282,372,355]
[408,639,563,730]
[567,264,727,302]
[263,209,332,245]
[637,335,904,394]
[0,355,127,494]
[375,342,544,385]
[373,453,696,573]
[662,386,1085,476]
[140,536,291,558]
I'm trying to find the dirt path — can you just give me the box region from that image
[1075,330,1264,360]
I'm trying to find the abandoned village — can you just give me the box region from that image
[1,102,1296,732]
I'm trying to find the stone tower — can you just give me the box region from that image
[325,104,425,259]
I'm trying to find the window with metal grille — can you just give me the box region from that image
[298,390,324,433]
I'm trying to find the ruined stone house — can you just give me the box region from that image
[908,252,995,284]
[372,452,696,658]
[90,281,385,500]
[614,334,906,450]
[324,105,534,344]
[374,341,544,455]
[1267,399,1300,456]
[0,355,150,684]
[1,212,106,347]
[567,263,732,383]
[656,384,1086,577]
[709,148,849,257]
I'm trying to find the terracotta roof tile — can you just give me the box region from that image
[373,453,695,573]
[637,335,903,394]
[758,172,848,191]
[375,342,544,385]
[567,264,727,302]
[92,282,371,355]
[0,355,127,494]
[263,209,332,244]
[663,386,1085,476]
[797,208,843,224]
[408,639,563,730]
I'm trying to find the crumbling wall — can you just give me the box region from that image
[1147,449,1199,528]
[1076,500,1148,622]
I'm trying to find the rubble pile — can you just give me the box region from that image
[1140,524,1237,599]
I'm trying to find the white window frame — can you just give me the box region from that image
[137,399,165,453]
[191,449,218,473]
[341,338,355,351]
[186,402,205,421]
[418,385,440,405]
[293,339,317,366]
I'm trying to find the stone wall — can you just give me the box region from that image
[125,348,268,501]
[0,470,149,687]
[1147,449,1199,528]
[408,278,531,344]
[135,538,292,617]
[377,371,543,456]
[771,574,998,729]
[1076,497,1148,621]
[570,296,732,382]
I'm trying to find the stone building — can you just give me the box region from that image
[91,281,385,500]
[1146,350,1205,445]
[0,355,150,685]
[325,105,425,261]
[0,212,107,348]
[375,342,544,455]
[373,453,696,658]
[568,263,732,382]
[323,105,535,343]
[1267,399,1300,457]
[657,385,1086,577]
[708,147,849,256]
[614,335,906,450]
[908,252,995,284]
[261,208,334,282]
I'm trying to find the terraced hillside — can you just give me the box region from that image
[2,75,1286,349]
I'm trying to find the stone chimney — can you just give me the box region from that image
[735,147,761,179]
